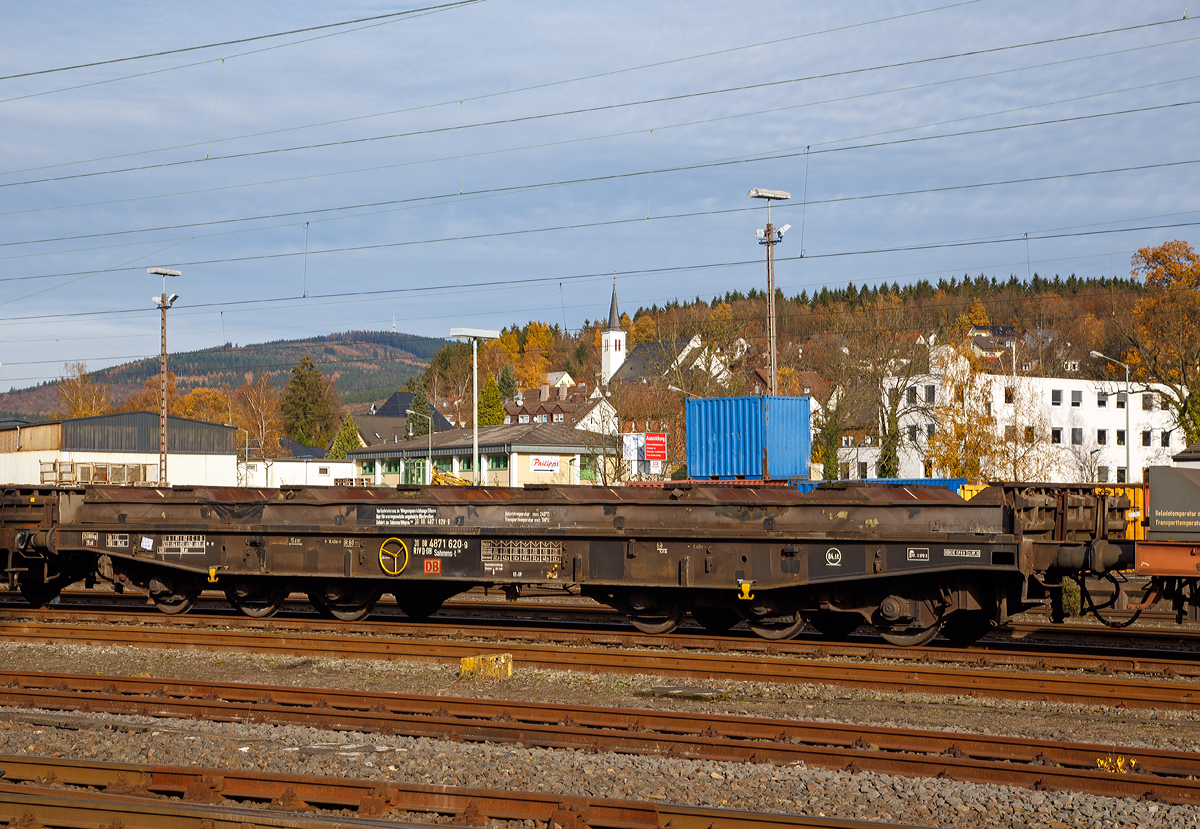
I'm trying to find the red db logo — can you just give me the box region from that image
[423,558,441,575]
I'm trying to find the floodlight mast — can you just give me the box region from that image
[147,267,181,486]
[748,189,791,396]
[449,327,501,484]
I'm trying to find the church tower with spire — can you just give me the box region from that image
[600,284,626,385]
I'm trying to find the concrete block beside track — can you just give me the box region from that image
[460,653,513,680]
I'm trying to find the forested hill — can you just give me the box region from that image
[1,330,444,417]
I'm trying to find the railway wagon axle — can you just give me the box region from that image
[0,474,1156,644]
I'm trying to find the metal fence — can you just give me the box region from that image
[40,460,160,486]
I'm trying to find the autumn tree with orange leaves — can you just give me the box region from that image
[56,362,113,418]
[1122,240,1200,445]
[516,321,555,389]
[179,386,234,424]
[117,371,183,417]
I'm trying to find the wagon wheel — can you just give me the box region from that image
[808,611,863,640]
[878,621,943,647]
[940,611,993,646]
[747,610,806,641]
[17,581,49,609]
[18,577,68,609]
[152,591,197,615]
[324,591,381,622]
[307,592,336,619]
[690,606,742,634]
[326,599,377,622]
[310,582,381,622]
[395,593,445,621]
[148,576,198,616]
[629,606,684,635]
[225,586,287,619]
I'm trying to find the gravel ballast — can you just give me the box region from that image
[1,641,1198,828]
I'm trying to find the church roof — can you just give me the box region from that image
[609,338,694,383]
[606,285,621,332]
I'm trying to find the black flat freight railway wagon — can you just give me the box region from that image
[3,475,1152,644]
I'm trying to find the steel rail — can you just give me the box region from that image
[7,589,1200,661]
[6,586,1194,630]
[0,757,919,829]
[0,784,428,829]
[9,588,1196,630]
[2,603,1199,686]
[2,620,1198,709]
[2,670,1198,804]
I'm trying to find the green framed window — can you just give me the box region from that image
[403,459,426,485]
[360,460,375,475]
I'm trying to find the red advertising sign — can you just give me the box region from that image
[644,432,668,461]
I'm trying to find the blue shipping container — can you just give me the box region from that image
[686,396,811,480]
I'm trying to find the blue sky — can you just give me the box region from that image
[1,0,1197,391]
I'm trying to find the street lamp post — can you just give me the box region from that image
[405,409,433,485]
[236,428,250,485]
[449,328,501,485]
[147,267,180,486]
[1090,350,1131,483]
[748,189,791,396]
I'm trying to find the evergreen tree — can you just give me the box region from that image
[327,413,360,459]
[280,353,340,447]
[477,376,505,426]
[497,364,517,401]
[407,379,433,437]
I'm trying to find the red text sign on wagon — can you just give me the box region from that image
[423,558,442,575]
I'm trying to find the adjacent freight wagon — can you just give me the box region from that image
[1132,466,1200,622]
[10,469,1199,644]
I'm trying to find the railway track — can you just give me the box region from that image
[7,584,1194,621]
[2,620,1198,709]
[0,755,882,829]
[7,587,1199,651]
[2,599,1199,681]
[3,670,1198,805]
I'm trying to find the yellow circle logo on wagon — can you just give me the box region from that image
[379,537,409,576]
